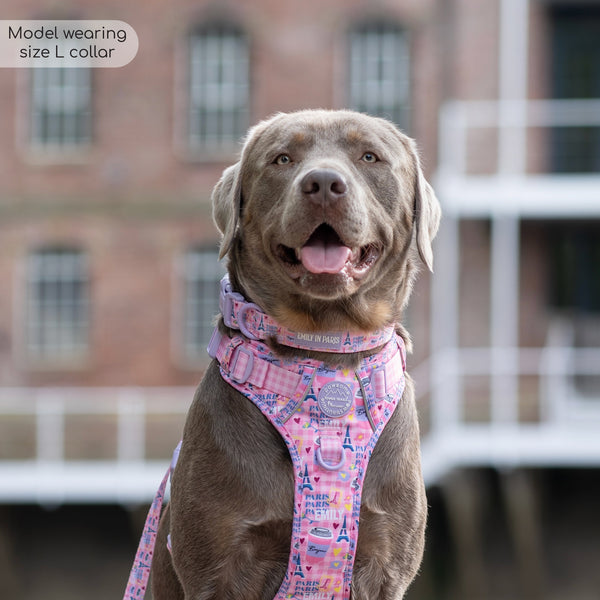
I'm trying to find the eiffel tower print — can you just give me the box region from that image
[342,425,354,451]
[301,464,314,491]
[336,515,350,543]
[293,553,305,578]
[305,386,318,403]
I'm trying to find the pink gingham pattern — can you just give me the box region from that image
[122,332,405,600]
[211,331,303,400]
[218,331,406,599]
[123,267,407,600]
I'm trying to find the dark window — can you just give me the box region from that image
[30,68,92,149]
[549,222,600,314]
[188,24,249,152]
[26,248,90,360]
[551,7,600,173]
[181,248,225,358]
[348,22,410,129]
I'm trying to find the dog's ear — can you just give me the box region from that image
[212,163,242,259]
[384,119,441,272]
[412,149,441,272]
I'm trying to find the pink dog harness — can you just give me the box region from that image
[123,277,406,600]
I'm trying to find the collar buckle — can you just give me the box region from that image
[220,277,244,329]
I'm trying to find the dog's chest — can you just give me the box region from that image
[214,332,406,599]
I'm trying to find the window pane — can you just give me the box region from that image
[549,223,600,313]
[26,249,89,360]
[551,7,600,173]
[182,249,225,358]
[188,26,249,151]
[30,67,92,149]
[349,23,409,129]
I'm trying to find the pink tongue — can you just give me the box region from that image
[300,239,352,274]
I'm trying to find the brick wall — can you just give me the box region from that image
[0,0,444,389]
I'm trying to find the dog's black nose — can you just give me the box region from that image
[301,169,348,205]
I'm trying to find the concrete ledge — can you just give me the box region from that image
[0,460,168,504]
[421,424,600,486]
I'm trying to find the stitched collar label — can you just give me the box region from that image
[289,331,344,351]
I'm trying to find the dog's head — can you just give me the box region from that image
[212,110,440,333]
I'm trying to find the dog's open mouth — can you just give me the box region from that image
[276,224,381,280]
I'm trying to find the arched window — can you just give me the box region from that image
[348,22,410,129]
[187,23,249,152]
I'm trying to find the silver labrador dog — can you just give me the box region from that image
[152,109,441,599]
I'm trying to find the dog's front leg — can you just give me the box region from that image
[167,367,295,600]
[169,513,292,600]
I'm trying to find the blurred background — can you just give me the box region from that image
[1,0,599,598]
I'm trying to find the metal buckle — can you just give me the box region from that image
[229,345,254,384]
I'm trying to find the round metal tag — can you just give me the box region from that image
[317,382,353,418]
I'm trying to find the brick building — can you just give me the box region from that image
[1,0,599,599]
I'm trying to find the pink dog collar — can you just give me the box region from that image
[219,275,394,353]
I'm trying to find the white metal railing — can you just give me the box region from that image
[0,387,193,504]
[438,98,600,178]
[436,98,600,218]
[416,344,600,485]
[427,96,600,483]
[1,339,599,502]
[0,386,193,462]
[415,346,600,423]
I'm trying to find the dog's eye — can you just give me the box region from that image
[361,152,378,163]
[274,154,292,165]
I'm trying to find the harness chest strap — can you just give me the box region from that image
[214,331,406,600]
[207,328,405,404]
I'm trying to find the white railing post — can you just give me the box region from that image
[438,101,468,179]
[117,389,146,463]
[498,0,529,177]
[430,215,462,432]
[490,216,521,426]
[36,390,65,463]
[490,0,529,426]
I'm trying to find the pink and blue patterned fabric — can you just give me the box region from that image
[123,329,405,600]
[216,332,406,599]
